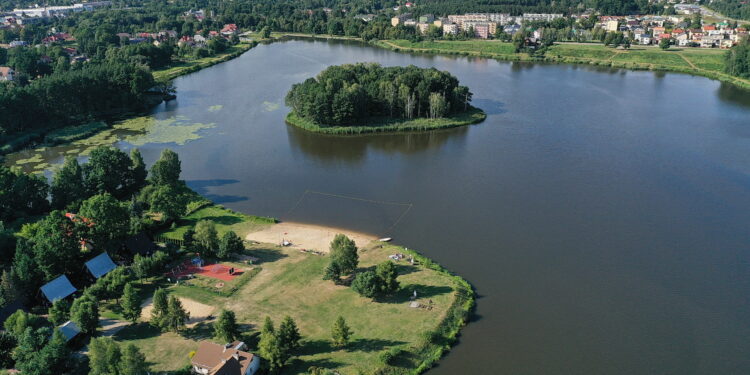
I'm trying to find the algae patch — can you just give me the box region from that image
[4,115,216,174]
[208,105,224,112]
[262,101,280,112]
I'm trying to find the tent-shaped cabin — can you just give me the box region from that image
[40,275,76,303]
[85,252,117,279]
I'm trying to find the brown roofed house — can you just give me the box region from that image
[191,341,260,375]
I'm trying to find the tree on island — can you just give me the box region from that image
[285,63,475,126]
[331,316,352,348]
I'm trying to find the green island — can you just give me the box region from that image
[284,63,487,134]
[0,145,474,375]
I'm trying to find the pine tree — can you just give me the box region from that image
[129,148,147,193]
[258,317,284,371]
[375,261,400,295]
[214,310,240,343]
[151,288,169,328]
[218,231,244,259]
[47,299,71,326]
[277,316,302,356]
[88,337,122,375]
[120,344,149,375]
[331,316,352,348]
[351,271,381,299]
[164,296,189,332]
[121,283,142,324]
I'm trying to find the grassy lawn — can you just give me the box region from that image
[152,43,253,81]
[387,39,516,56]
[158,205,275,241]
[547,43,618,60]
[286,106,487,135]
[111,235,470,374]
[610,48,691,67]
[679,48,727,71]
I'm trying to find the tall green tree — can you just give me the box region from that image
[129,149,148,194]
[148,184,186,223]
[70,295,99,335]
[258,317,284,372]
[277,316,302,355]
[329,234,358,275]
[50,156,84,210]
[214,309,240,343]
[163,295,189,332]
[218,230,244,259]
[151,288,169,328]
[78,193,130,252]
[83,146,136,199]
[0,331,16,369]
[30,211,82,280]
[150,149,181,186]
[331,316,352,348]
[375,261,399,295]
[194,220,219,257]
[88,337,122,375]
[121,282,142,324]
[120,344,149,375]
[48,298,71,325]
[351,271,381,299]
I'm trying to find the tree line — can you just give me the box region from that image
[285,63,474,126]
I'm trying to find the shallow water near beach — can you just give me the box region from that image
[9,38,750,374]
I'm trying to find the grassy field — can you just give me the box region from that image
[285,107,487,135]
[377,39,750,90]
[113,211,473,374]
[152,43,254,81]
[158,204,276,241]
[114,242,469,374]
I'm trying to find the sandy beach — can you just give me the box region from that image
[245,221,377,252]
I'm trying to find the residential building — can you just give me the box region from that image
[442,23,458,35]
[419,14,435,23]
[0,67,13,81]
[191,341,260,375]
[473,23,490,39]
[605,20,619,32]
[391,13,412,27]
[417,22,430,34]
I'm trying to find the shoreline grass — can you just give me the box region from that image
[374,39,750,91]
[285,107,487,135]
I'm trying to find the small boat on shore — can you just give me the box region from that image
[379,237,392,242]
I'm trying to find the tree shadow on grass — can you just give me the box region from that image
[114,322,161,340]
[349,338,407,353]
[297,339,335,356]
[248,248,288,264]
[395,264,420,276]
[381,284,453,304]
[287,357,344,374]
[181,320,214,340]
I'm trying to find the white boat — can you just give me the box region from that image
[378,237,392,242]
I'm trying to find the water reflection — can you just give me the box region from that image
[717,82,750,108]
[285,124,470,164]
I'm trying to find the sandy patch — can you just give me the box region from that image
[246,221,377,253]
[140,296,216,327]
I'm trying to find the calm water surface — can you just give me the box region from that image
[22,39,750,374]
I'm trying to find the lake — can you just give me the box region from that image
[10,38,750,374]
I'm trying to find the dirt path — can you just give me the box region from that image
[677,53,699,70]
[99,318,130,337]
[140,296,216,327]
[246,221,377,253]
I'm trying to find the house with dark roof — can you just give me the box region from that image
[191,341,260,375]
[124,232,158,258]
[58,320,81,342]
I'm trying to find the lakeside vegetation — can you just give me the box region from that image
[286,107,487,135]
[285,63,485,133]
[376,39,750,90]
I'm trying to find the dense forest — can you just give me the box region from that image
[285,63,473,126]
[725,37,750,77]
[707,0,750,21]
